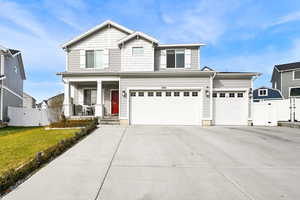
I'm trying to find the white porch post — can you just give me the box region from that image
[63,81,73,117]
[95,80,103,117]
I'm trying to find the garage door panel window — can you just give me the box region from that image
[174,91,180,96]
[229,93,235,98]
[213,93,217,98]
[237,93,244,98]
[138,92,144,97]
[156,91,162,97]
[219,93,226,98]
[184,91,190,96]
[130,92,136,97]
[192,91,198,97]
[166,91,172,96]
[148,91,154,97]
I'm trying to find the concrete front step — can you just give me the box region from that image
[99,118,120,125]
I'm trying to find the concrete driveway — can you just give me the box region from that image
[3,126,300,200]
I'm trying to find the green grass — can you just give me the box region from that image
[0,126,78,176]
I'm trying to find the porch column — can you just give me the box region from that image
[95,80,103,117]
[63,81,73,117]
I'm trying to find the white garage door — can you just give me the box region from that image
[130,90,202,125]
[213,91,248,125]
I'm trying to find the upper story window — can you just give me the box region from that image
[132,47,144,56]
[258,89,268,96]
[166,49,185,68]
[294,71,300,80]
[86,50,104,69]
[290,87,300,97]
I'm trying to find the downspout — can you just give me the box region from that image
[209,72,217,123]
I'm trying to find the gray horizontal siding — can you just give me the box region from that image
[120,77,210,119]
[68,48,121,72]
[281,71,300,98]
[191,48,199,69]
[3,56,23,96]
[213,78,252,89]
[3,89,22,121]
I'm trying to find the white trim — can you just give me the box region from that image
[0,55,4,76]
[62,20,134,48]
[289,86,300,98]
[118,31,159,45]
[2,85,23,99]
[213,88,248,92]
[158,44,206,47]
[293,70,300,80]
[165,49,186,69]
[63,76,120,82]
[258,89,268,97]
[0,88,3,121]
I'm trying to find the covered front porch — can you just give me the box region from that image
[63,78,120,119]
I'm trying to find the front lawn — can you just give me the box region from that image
[0,126,78,176]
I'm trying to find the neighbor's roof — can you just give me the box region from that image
[275,61,300,71]
[253,86,283,100]
[118,31,159,45]
[0,44,26,80]
[62,20,134,48]
[201,66,215,71]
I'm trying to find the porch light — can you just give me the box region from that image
[205,90,210,97]
[122,90,127,97]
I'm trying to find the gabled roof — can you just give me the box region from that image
[201,66,215,71]
[62,20,134,49]
[0,44,26,80]
[274,61,300,71]
[118,31,159,45]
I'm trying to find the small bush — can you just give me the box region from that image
[0,118,98,195]
[49,119,94,128]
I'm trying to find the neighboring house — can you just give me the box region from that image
[37,93,64,122]
[23,92,36,108]
[0,45,26,122]
[57,20,259,126]
[253,86,283,102]
[271,62,300,99]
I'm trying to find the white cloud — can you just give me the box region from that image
[268,11,300,28]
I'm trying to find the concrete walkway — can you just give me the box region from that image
[2,126,126,200]
[3,125,300,200]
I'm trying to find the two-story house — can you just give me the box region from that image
[58,20,259,126]
[271,62,300,99]
[0,45,26,122]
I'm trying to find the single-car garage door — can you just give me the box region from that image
[213,91,248,125]
[130,90,202,125]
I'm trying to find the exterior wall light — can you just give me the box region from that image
[206,90,210,97]
[122,90,127,97]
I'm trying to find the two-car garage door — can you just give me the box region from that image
[130,90,202,125]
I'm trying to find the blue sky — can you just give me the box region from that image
[1,0,300,101]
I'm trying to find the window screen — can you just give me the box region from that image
[166,50,175,68]
[176,50,185,68]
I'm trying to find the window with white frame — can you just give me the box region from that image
[86,50,104,69]
[132,47,144,56]
[258,89,268,96]
[166,49,185,68]
[83,89,97,105]
[290,87,300,97]
[294,71,300,80]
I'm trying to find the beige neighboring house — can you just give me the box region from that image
[58,20,260,126]
[37,93,64,122]
[23,92,36,108]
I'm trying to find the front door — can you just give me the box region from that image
[111,90,119,115]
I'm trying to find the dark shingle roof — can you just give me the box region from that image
[9,49,20,55]
[275,61,300,71]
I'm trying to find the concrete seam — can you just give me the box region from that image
[93,127,127,200]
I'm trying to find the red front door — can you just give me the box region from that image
[111,90,119,115]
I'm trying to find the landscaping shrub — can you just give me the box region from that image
[49,119,94,128]
[0,118,98,196]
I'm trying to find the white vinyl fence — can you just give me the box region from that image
[252,98,300,126]
[8,107,51,126]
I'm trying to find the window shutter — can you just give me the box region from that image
[185,49,191,68]
[160,50,166,69]
[103,49,109,68]
[80,50,86,68]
